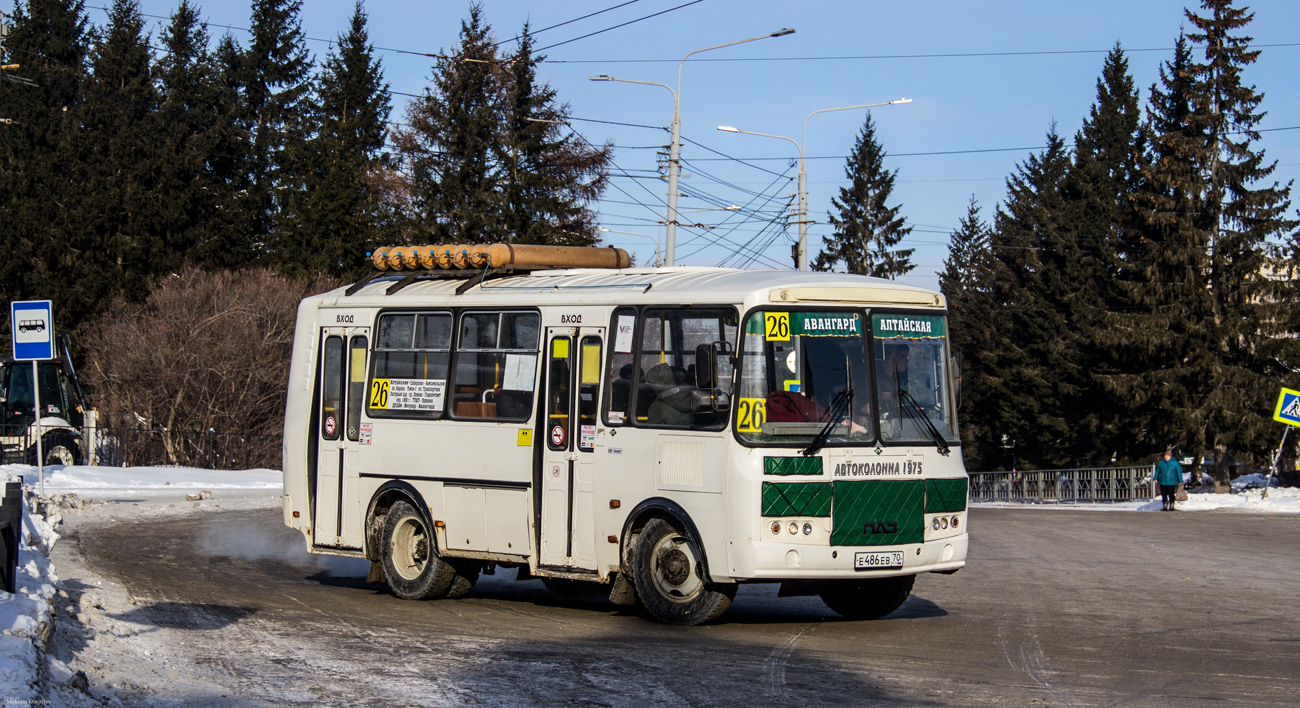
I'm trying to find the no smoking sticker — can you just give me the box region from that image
[324,416,337,436]
[550,424,566,447]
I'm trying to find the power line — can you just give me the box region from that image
[535,0,704,52]
[492,0,642,48]
[540,42,1300,64]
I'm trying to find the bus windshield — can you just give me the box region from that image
[873,313,957,445]
[736,310,873,445]
[736,309,958,448]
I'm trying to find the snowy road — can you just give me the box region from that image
[47,505,1300,707]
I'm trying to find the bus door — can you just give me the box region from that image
[539,327,605,570]
[313,327,369,549]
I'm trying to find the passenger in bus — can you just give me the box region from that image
[610,363,635,420]
[645,363,693,426]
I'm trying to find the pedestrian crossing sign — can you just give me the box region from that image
[1274,388,1300,427]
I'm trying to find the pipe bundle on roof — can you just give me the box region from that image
[370,243,631,272]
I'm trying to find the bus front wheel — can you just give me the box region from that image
[632,518,735,625]
[819,574,915,620]
[381,501,455,600]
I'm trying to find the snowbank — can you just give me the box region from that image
[1,468,59,703]
[29,463,281,494]
[1134,485,1300,513]
[0,464,283,702]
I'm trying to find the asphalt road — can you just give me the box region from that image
[61,506,1300,707]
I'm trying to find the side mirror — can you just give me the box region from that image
[694,344,713,389]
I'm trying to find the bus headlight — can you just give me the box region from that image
[788,522,799,535]
[932,517,941,531]
[802,522,812,535]
[940,517,948,529]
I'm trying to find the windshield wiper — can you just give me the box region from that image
[898,389,950,455]
[801,388,851,457]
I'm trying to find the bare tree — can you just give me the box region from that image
[82,268,337,469]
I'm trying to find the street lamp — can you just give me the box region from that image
[598,227,661,267]
[590,28,794,267]
[718,98,911,271]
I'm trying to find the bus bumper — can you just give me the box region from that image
[726,533,968,581]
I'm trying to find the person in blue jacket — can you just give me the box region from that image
[1155,451,1184,511]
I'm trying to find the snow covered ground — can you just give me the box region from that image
[2,461,1296,704]
[0,463,282,706]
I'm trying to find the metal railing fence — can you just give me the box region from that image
[2,425,278,470]
[969,466,1157,504]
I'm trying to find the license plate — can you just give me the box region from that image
[854,551,904,571]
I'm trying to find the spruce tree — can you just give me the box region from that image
[939,197,997,469]
[1182,0,1296,480]
[242,0,312,255]
[205,33,257,268]
[67,0,161,323]
[813,113,913,278]
[276,1,392,278]
[499,27,610,246]
[155,1,248,269]
[395,3,502,243]
[0,0,90,328]
[1059,45,1146,463]
[985,128,1074,468]
[1116,35,1215,464]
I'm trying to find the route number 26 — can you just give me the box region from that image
[764,312,790,341]
[736,398,766,433]
[369,379,389,409]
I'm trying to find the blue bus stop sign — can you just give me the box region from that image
[10,300,54,361]
[1274,388,1300,428]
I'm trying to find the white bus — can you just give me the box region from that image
[283,245,967,625]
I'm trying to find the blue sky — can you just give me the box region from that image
[80,0,1300,289]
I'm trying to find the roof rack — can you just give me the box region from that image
[345,266,537,297]
[345,243,632,297]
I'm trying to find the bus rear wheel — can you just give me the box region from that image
[381,501,455,600]
[819,574,915,620]
[632,518,735,625]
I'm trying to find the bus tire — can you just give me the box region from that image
[819,574,915,620]
[632,518,735,625]
[380,501,455,600]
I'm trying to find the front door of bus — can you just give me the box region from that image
[313,327,369,549]
[539,327,604,570]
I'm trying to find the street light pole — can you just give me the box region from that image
[718,98,911,271]
[592,28,793,267]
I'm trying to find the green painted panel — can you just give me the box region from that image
[830,480,925,546]
[764,456,823,476]
[762,482,832,517]
[925,478,969,513]
[872,313,946,339]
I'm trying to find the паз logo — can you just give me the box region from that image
[862,521,898,534]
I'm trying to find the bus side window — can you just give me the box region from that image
[604,307,637,426]
[451,311,539,422]
[321,336,343,440]
[370,312,451,419]
[547,336,572,450]
[638,307,737,430]
[346,336,367,440]
[578,336,601,451]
